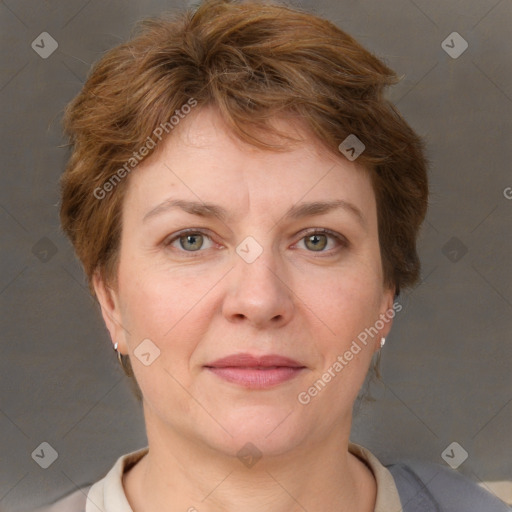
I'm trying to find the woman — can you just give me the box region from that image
[58,1,510,511]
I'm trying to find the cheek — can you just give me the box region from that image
[318,263,383,323]
[117,251,187,333]
[118,274,171,338]
[116,266,206,406]
[304,273,383,405]
[305,262,384,367]
[116,256,214,368]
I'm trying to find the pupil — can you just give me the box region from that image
[182,234,202,251]
[307,234,326,251]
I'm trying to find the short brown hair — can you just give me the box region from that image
[61,0,428,384]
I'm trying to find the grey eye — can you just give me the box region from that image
[304,233,328,251]
[179,233,204,251]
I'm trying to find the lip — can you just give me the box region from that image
[204,353,307,389]
[207,353,305,368]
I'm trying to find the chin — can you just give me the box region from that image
[194,405,312,460]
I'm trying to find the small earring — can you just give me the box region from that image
[380,337,386,348]
[113,342,122,364]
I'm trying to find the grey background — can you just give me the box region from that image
[0,0,511,510]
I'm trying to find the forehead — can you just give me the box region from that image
[123,106,377,224]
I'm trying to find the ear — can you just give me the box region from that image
[374,286,398,352]
[93,271,128,354]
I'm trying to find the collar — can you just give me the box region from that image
[86,442,402,511]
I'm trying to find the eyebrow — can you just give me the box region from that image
[143,199,229,223]
[143,198,367,229]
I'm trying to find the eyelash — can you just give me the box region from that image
[163,228,349,257]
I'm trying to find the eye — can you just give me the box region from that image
[165,229,214,252]
[296,229,348,253]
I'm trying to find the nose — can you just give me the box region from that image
[221,247,295,329]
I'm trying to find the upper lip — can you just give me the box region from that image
[205,353,305,368]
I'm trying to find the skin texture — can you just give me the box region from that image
[94,106,395,512]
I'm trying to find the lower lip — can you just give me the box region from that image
[206,367,305,389]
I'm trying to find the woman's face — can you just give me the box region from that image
[96,106,394,457]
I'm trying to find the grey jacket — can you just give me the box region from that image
[387,461,511,511]
[35,461,511,511]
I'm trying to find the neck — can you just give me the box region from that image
[123,412,376,512]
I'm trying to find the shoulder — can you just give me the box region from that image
[386,459,511,512]
[32,448,148,512]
